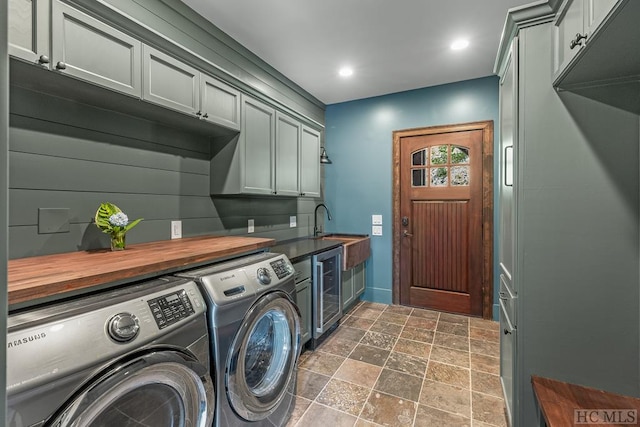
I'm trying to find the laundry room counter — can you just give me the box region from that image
[8,235,275,309]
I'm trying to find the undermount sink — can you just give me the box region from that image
[317,233,370,271]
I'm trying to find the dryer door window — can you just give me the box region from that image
[48,351,214,427]
[227,292,301,421]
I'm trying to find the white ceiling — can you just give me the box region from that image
[181,0,532,105]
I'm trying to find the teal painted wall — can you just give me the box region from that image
[324,76,500,318]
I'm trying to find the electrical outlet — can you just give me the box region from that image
[248,219,254,233]
[372,225,383,236]
[289,216,297,228]
[372,214,383,225]
[171,221,182,239]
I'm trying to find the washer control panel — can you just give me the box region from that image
[270,258,294,279]
[147,289,195,329]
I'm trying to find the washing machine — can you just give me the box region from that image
[177,251,301,427]
[6,276,215,427]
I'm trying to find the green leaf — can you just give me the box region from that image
[94,202,121,232]
[124,218,143,232]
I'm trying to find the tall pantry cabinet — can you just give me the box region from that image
[496,1,640,425]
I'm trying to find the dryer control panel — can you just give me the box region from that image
[148,290,195,329]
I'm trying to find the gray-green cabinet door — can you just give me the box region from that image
[143,45,199,115]
[242,95,276,195]
[342,268,354,310]
[295,278,312,346]
[275,112,301,196]
[353,263,366,297]
[51,0,141,97]
[200,74,240,131]
[8,0,49,65]
[300,126,321,197]
[553,0,584,76]
[585,0,618,35]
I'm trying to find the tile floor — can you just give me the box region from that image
[287,301,506,427]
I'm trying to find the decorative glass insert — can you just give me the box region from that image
[412,149,427,166]
[412,169,426,187]
[451,146,469,164]
[430,145,448,165]
[430,167,448,186]
[451,166,470,186]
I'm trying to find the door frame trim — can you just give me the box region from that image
[392,120,494,319]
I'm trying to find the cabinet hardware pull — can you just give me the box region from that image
[38,55,50,65]
[195,111,202,116]
[569,33,587,50]
[504,328,512,335]
[499,292,508,300]
[203,113,209,119]
[403,230,413,237]
[55,61,66,70]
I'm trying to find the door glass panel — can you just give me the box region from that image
[430,145,448,165]
[451,146,470,164]
[91,384,185,426]
[451,166,470,186]
[430,167,448,186]
[412,169,426,187]
[412,149,426,166]
[245,309,292,397]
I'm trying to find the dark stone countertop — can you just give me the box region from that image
[270,237,342,263]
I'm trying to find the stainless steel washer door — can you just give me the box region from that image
[226,292,300,421]
[47,351,214,427]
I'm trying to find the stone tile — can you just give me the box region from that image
[333,326,367,343]
[439,313,469,325]
[436,320,469,337]
[359,301,388,311]
[378,312,409,326]
[430,345,470,368]
[297,402,358,427]
[385,352,428,377]
[472,392,508,426]
[419,379,471,418]
[298,350,311,365]
[317,378,371,416]
[318,335,359,357]
[299,351,345,376]
[413,405,471,427]
[296,368,331,400]
[400,326,434,343]
[425,361,470,389]
[474,421,505,427]
[433,332,469,351]
[334,358,383,389]
[470,326,499,343]
[470,317,499,331]
[405,317,438,330]
[361,391,417,426]
[285,396,311,427]
[352,307,383,320]
[470,353,500,375]
[373,368,423,402]
[342,315,376,330]
[470,338,500,357]
[471,371,503,398]
[361,331,397,351]
[384,305,413,315]
[370,320,404,336]
[393,338,431,359]
[354,420,380,427]
[410,309,440,320]
[349,344,391,367]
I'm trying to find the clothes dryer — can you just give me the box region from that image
[177,251,300,427]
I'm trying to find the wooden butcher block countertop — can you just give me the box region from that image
[8,235,275,309]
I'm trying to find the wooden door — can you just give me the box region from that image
[398,126,486,315]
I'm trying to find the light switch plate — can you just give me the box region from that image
[372,214,383,225]
[248,219,255,233]
[372,225,383,236]
[171,220,182,239]
[38,208,70,234]
[289,216,297,228]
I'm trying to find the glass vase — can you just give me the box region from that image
[110,232,126,251]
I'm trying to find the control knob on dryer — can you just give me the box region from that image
[256,267,272,285]
[107,312,140,342]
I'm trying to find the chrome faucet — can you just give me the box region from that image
[314,203,332,236]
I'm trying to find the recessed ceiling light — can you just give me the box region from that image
[339,67,353,77]
[451,39,469,50]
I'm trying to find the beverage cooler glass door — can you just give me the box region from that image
[312,247,342,338]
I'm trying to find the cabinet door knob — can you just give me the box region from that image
[38,55,50,65]
[300,192,305,196]
[569,33,587,50]
[504,328,512,335]
[195,111,202,116]
[203,113,209,119]
[55,61,66,70]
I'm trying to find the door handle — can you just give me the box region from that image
[403,230,413,237]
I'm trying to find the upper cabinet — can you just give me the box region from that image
[8,0,50,65]
[553,0,639,113]
[52,0,142,97]
[200,76,241,130]
[275,112,301,197]
[300,126,321,198]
